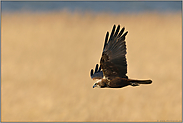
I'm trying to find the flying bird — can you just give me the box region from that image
[90,25,152,88]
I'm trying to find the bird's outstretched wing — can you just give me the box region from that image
[100,25,128,79]
[90,64,103,80]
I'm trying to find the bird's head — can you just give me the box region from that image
[93,82,99,88]
[93,80,101,88]
[93,79,107,88]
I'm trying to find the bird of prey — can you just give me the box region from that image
[90,25,152,88]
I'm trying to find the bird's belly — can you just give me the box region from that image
[108,77,130,88]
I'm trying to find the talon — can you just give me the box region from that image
[130,82,139,86]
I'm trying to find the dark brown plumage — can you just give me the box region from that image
[90,24,152,88]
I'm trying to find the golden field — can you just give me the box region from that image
[1,11,182,122]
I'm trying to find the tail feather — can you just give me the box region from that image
[129,79,152,84]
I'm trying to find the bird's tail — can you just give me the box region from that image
[129,79,152,86]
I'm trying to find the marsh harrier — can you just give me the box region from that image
[90,25,152,88]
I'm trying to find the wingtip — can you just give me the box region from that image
[117,25,120,28]
[112,25,116,31]
[95,64,99,73]
[90,69,93,78]
[122,27,125,30]
[123,31,128,37]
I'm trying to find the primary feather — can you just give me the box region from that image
[100,25,128,79]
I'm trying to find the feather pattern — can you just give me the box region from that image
[91,24,152,88]
[100,25,128,79]
[90,64,103,79]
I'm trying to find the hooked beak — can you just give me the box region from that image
[93,83,97,88]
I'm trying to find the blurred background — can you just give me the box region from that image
[1,1,182,122]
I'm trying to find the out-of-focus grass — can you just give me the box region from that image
[2,11,182,122]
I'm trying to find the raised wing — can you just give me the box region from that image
[90,64,103,80]
[100,25,128,79]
